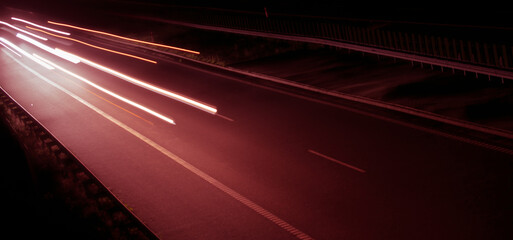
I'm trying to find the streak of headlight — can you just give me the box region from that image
[11,17,71,35]
[0,21,47,41]
[0,37,54,69]
[47,21,200,54]
[54,48,216,114]
[63,51,217,114]
[32,54,176,125]
[0,41,21,57]
[27,26,157,64]
[16,33,80,63]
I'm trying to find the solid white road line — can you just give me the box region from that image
[4,50,313,240]
[308,149,366,173]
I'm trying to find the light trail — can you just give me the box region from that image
[0,21,47,41]
[49,48,216,114]
[0,37,53,69]
[32,54,176,125]
[27,26,157,64]
[0,41,21,57]
[16,33,80,63]
[47,21,200,54]
[11,17,70,35]
[73,53,217,114]
[4,49,311,240]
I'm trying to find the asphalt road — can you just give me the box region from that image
[1,21,512,240]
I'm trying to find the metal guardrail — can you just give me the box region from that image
[115,3,513,81]
[0,86,159,240]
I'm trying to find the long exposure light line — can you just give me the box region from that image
[27,26,157,64]
[4,50,310,240]
[0,41,21,57]
[32,53,176,125]
[78,54,217,114]
[11,17,70,35]
[16,33,80,63]
[0,37,53,69]
[52,48,216,114]
[47,21,200,54]
[0,21,47,40]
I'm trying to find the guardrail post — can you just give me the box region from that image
[424,35,430,55]
[502,45,509,68]
[493,44,499,67]
[353,26,359,42]
[437,37,443,57]
[360,27,366,44]
[375,30,382,46]
[387,31,393,49]
[344,25,350,41]
[452,38,458,59]
[475,41,482,64]
[396,32,403,50]
[418,34,423,53]
[459,40,465,61]
[443,37,450,58]
[432,36,438,56]
[411,33,417,52]
[335,25,342,40]
[511,46,513,68]
[354,26,359,42]
[484,43,491,65]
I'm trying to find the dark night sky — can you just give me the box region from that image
[2,0,512,26]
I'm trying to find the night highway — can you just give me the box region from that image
[1,2,513,240]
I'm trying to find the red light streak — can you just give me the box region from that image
[47,21,200,54]
[27,26,157,64]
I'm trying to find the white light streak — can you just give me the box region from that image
[11,17,71,35]
[72,53,217,114]
[0,37,54,69]
[32,54,176,125]
[0,21,47,41]
[16,33,80,63]
[0,41,21,57]
[54,48,81,63]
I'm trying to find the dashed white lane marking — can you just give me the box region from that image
[308,149,366,173]
[7,51,313,240]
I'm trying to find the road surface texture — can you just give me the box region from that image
[0,13,512,240]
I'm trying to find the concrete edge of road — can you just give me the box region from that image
[0,84,160,240]
[88,33,513,142]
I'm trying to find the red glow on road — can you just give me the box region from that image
[11,17,71,35]
[47,21,200,54]
[26,26,157,64]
